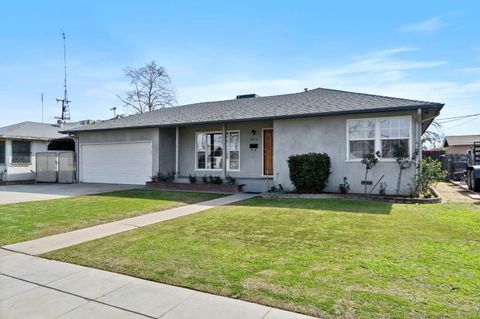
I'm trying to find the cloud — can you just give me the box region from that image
[178,48,480,135]
[399,16,446,35]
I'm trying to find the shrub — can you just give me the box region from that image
[150,171,175,183]
[410,158,448,198]
[287,153,331,193]
[201,175,209,184]
[210,175,223,184]
[188,174,197,184]
[225,175,236,185]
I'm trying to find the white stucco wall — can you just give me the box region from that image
[273,110,421,195]
[4,139,49,181]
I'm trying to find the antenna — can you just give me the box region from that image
[41,93,44,123]
[56,30,71,122]
[110,106,117,117]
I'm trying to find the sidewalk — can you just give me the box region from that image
[4,193,257,255]
[0,249,314,319]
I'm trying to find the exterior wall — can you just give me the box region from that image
[273,110,421,195]
[158,128,176,173]
[76,128,160,178]
[446,145,471,155]
[177,121,273,192]
[4,139,48,181]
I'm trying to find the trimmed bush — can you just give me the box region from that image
[287,153,331,193]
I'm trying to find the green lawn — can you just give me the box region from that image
[44,192,480,318]
[0,189,224,246]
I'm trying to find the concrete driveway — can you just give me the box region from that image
[0,183,140,205]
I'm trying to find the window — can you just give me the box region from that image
[0,141,5,165]
[347,116,411,160]
[12,140,31,165]
[196,131,240,170]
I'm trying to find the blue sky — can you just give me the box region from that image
[1,1,479,135]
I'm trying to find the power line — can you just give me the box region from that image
[443,116,480,131]
[436,113,480,123]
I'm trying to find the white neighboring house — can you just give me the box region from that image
[0,121,77,182]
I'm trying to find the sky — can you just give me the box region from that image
[0,0,479,136]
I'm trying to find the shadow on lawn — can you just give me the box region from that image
[89,188,227,204]
[232,197,394,215]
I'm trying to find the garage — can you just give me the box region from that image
[80,141,153,184]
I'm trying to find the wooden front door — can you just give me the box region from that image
[263,129,273,176]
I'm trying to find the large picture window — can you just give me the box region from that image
[0,141,5,165]
[12,140,31,165]
[196,131,240,170]
[347,116,411,160]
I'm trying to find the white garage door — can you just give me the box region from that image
[80,141,153,184]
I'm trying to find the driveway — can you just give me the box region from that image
[0,183,140,205]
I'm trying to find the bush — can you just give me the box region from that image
[287,153,331,193]
[188,174,197,184]
[151,171,175,183]
[210,175,223,184]
[201,175,209,184]
[410,158,448,198]
[225,175,236,185]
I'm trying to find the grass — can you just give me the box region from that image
[0,189,224,245]
[44,185,480,318]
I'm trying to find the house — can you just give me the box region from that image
[0,121,83,182]
[63,88,443,194]
[443,135,480,155]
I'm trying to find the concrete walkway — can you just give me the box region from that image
[0,249,314,319]
[4,193,257,255]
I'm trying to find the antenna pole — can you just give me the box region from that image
[56,30,71,122]
[41,93,44,123]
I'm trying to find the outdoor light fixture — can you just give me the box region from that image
[251,129,256,135]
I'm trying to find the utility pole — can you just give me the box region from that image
[56,31,71,122]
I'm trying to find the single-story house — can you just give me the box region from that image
[0,121,86,182]
[443,135,480,155]
[63,88,443,194]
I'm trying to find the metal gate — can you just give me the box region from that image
[36,151,75,183]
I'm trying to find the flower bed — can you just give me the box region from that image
[263,187,442,204]
[146,181,243,193]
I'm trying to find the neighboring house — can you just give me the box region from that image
[63,88,443,194]
[0,121,84,182]
[443,135,480,155]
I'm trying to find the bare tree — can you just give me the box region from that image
[422,121,443,149]
[117,61,175,114]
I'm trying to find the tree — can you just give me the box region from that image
[422,121,443,149]
[117,61,175,114]
[361,151,381,193]
[393,144,418,197]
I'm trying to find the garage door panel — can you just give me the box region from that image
[81,142,152,185]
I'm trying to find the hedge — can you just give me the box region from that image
[287,153,331,193]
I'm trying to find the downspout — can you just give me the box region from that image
[70,133,79,183]
[222,123,227,178]
[417,108,422,180]
[175,126,179,178]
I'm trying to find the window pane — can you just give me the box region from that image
[197,152,206,169]
[228,132,239,151]
[382,139,409,158]
[348,120,375,139]
[349,140,375,159]
[12,141,31,164]
[196,134,206,151]
[380,117,410,139]
[206,133,223,169]
[0,141,5,165]
[229,151,239,170]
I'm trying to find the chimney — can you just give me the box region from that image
[236,94,259,99]
[57,119,64,128]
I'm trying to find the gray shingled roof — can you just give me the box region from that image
[64,87,444,133]
[0,122,67,140]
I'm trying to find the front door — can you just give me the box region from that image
[263,129,273,176]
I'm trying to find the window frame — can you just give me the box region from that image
[346,116,412,161]
[0,140,5,165]
[11,140,32,165]
[194,130,241,172]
